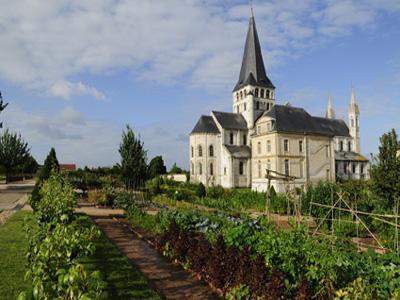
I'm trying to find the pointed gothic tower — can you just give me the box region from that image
[348,87,360,153]
[325,95,335,119]
[232,10,275,129]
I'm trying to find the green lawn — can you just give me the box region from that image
[0,212,160,300]
[0,211,35,300]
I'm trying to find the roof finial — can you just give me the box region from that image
[250,0,254,17]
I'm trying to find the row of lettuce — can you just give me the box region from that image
[125,202,400,299]
[75,172,398,250]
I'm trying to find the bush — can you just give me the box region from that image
[88,189,107,206]
[207,185,226,199]
[196,182,206,198]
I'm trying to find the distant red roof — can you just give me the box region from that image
[59,164,76,171]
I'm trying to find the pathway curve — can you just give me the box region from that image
[79,204,219,300]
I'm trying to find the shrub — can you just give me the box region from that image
[88,189,107,206]
[207,185,225,199]
[196,182,206,198]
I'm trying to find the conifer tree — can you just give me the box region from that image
[371,129,400,208]
[119,125,147,189]
[40,147,59,180]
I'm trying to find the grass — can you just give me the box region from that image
[78,216,161,300]
[0,211,35,300]
[0,211,160,300]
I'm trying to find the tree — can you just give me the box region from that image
[196,182,206,198]
[0,129,30,183]
[371,129,400,208]
[169,162,183,174]
[0,91,9,129]
[21,154,39,175]
[148,156,167,179]
[40,147,59,180]
[119,125,147,189]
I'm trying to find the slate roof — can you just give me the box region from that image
[190,115,220,134]
[262,105,350,137]
[224,145,251,158]
[335,151,369,162]
[233,16,274,92]
[212,111,248,130]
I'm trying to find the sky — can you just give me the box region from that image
[0,0,399,169]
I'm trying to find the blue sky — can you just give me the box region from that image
[0,0,399,169]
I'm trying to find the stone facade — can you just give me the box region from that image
[189,13,369,191]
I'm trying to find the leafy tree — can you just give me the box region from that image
[40,147,59,180]
[0,129,30,183]
[169,162,183,174]
[148,155,167,179]
[21,154,39,175]
[119,125,147,189]
[371,129,400,208]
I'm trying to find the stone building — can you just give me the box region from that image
[189,11,369,192]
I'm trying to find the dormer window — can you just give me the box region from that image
[255,88,259,97]
[266,90,270,98]
[230,133,234,145]
[260,89,264,98]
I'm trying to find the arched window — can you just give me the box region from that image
[348,141,351,152]
[255,88,259,97]
[236,93,239,101]
[340,141,344,152]
[191,162,194,175]
[191,146,194,157]
[210,163,214,176]
[260,89,265,98]
[266,90,270,98]
[198,145,203,157]
[256,101,260,110]
[239,161,244,175]
[230,133,234,145]
[209,145,214,157]
[240,91,243,99]
[198,163,202,175]
[258,160,262,178]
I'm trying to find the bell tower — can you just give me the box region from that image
[232,9,275,129]
[348,87,360,153]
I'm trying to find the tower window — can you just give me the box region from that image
[267,102,270,110]
[243,134,247,146]
[284,139,289,152]
[198,145,203,157]
[239,161,244,175]
[255,88,259,97]
[257,141,261,154]
[191,146,194,157]
[340,141,344,151]
[240,91,243,99]
[209,145,214,157]
[266,90,270,98]
[352,163,356,174]
[230,133,234,145]
[236,93,239,101]
[299,140,303,153]
[256,101,260,110]
[348,141,351,152]
[351,118,354,127]
[284,159,289,176]
[198,163,202,175]
[260,89,264,98]
[210,163,214,176]
[267,140,271,152]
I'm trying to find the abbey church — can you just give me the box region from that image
[189,12,369,192]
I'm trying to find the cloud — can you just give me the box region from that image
[0,0,399,97]
[49,80,106,101]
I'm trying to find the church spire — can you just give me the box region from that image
[233,11,274,91]
[326,95,335,119]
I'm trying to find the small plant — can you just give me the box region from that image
[226,284,250,300]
